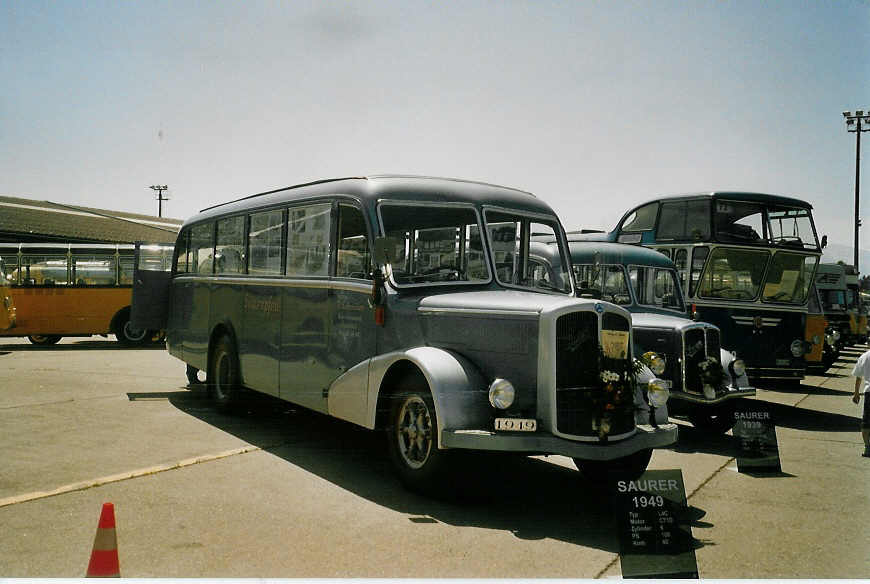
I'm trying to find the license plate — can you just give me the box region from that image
[776,359,790,366]
[494,418,537,432]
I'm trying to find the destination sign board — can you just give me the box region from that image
[733,403,781,473]
[614,469,699,579]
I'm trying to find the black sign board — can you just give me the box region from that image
[614,469,699,579]
[733,402,781,473]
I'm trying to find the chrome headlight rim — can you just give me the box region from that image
[790,339,805,358]
[488,378,516,410]
[647,378,670,407]
[729,357,746,378]
[641,350,667,376]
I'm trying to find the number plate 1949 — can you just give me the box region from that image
[494,418,537,432]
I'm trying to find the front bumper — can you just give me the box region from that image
[747,367,803,380]
[670,386,756,405]
[441,423,678,460]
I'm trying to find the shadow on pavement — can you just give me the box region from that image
[157,386,711,553]
[0,340,164,351]
[766,382,853,396]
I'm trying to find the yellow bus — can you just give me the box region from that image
[0,243,172,345]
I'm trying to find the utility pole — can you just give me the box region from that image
[149,185,169,217]
[844,111,870,272]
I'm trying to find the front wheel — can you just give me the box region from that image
[573,448,653,485]
[386,378,453,494]
[28,335,62,346]
[687,402,737,434]
[208,334,243,412]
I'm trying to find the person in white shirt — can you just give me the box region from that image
[850,350,870,457]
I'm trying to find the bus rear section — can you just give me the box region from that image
[0,243,164,345]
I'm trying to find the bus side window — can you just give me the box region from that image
[215,216,246,275]
[287,203,331,277]
[175,231,190,274]
[190,223,215,275]
[674,249,688,295]
[336,203,371,279]
[690,247,709,297]
[248,209,284,276]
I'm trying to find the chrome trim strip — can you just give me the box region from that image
[417,307,540,317]
[670,387,756,404]
[172,275,371,294]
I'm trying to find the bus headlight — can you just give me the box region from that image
[833,330,841,341]
[647,379,670,407]
[641,351,667,376]
[488,378,516,410]
[790,339,805,357]
[730,358,746,378]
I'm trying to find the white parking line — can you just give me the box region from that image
[0,445,263,508]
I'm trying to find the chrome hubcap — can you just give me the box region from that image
[396,396,433,469]
[123,321,147,342]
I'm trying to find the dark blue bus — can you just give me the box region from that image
[583,192,822,382]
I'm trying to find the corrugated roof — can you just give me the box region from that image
[0,195,182,243]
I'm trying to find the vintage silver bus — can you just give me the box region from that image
[134,175,678,492]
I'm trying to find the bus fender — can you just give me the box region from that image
[204,320,241,374]
[366,346,489,448]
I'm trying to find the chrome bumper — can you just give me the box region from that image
[440,423,678,460]
[670,386,756,405]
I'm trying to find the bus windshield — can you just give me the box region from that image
[380,203,490,286]
[573,264,631,305]
[697,247,768,301]
[628,265,685,311]
[761,252,817,304]
[484,210,572,294]
[714,200,819,250]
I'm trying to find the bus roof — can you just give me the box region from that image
[188,175,548,226]
[567,241,676,269]
[631,191,814,211]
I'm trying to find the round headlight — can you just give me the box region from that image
[647,378,670,407]
[641,351,667,376]
[833,330,841,341]
[790,339,805,357]
[488,378,516,410]
[730,358,746,378]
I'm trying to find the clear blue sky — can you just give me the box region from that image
[1,1,868,247]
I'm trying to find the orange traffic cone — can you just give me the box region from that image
[85,503,120,577]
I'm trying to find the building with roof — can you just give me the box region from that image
[0,195,182,244]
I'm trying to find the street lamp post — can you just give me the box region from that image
[149,185,169,218]
[844,111,870,272]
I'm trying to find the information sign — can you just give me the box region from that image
[614,469,699,579]
[733,403,781,473]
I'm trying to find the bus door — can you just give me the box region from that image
[131,243,174,332]
[240,209,284,397]
[327,203,378,425]
[279,202,333,412]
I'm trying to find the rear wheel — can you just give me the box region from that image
[208,334,242,412]
[28,335,62,346]
[573,448,652,485]
[114,310,149,346]
[386,376,454,494]
[688,401,737,434]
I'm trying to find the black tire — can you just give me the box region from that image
[386,375,454,494]
[208,334,242,412]
[687,401,737,434]
[114,311,150,346]
[573,448,653,485]
[27,335,62,346]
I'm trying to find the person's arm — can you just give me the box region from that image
[855,377,862,404]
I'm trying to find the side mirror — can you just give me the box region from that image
[821,235,828,249]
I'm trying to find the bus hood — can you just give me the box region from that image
[416,290,614,317]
